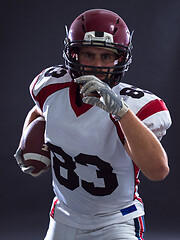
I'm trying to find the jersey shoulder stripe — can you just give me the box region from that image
[32,82,71,111]
[136,99,168,121]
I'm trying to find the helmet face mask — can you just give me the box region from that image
[63,9,133,87]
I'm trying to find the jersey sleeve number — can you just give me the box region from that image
[48,143,118,196]
[120,87,153,99]
[44,66,67,78]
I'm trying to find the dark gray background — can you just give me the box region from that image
[1,0,179,239]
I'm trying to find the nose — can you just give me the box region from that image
[92,55,102,67]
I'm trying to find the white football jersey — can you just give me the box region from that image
[30,65,171,229]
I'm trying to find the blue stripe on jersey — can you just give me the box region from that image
[120,204,137,216]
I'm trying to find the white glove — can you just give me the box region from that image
[14,148,49,177]
[75,75,129,119]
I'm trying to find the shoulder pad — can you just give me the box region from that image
[113,82,161,114]
[113,83,172,139]
[30,65,71,110]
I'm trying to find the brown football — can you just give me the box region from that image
[20,116,51,175]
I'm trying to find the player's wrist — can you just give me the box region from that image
[115,99,129,120]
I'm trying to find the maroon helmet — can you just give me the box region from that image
[63,9,133,87]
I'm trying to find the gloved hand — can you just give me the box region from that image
[14,147,35,174]
[14,147,50,177]
[75,75,129,119]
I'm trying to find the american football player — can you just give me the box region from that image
[15,9,172,239]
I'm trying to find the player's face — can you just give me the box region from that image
[78,47,119,80]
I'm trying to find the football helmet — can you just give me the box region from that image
[63,9,133,87]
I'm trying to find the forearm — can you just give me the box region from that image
[120,110,169,181]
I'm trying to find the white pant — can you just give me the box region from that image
[44,216,145,240]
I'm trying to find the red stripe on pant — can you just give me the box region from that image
[50,199,59,218]
[134,216,145,240]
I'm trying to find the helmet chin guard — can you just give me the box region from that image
[63,9,133,88]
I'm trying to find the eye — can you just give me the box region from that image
[82,52,94,59]
[102,53,116,62]
[102,54,111,59]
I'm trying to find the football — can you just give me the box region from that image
[20,116,51,176]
